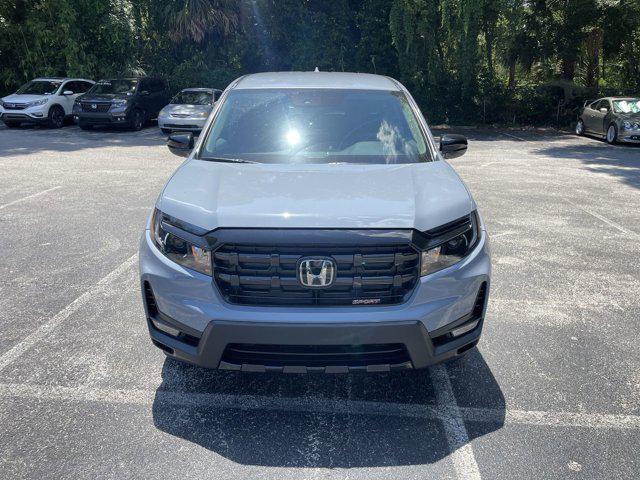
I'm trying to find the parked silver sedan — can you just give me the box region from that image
[158,88,222,134]
[576,97,640,144]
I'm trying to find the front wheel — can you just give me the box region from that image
[47,105,65,128]
[575,119,585,136]
[130,109,144,131]
[606,124,617,144]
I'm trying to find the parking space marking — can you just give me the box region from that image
[500,132,526,141]
[0,254,137,373]
[0,186,62,211]
[431,364,482,479]
[564,198,638,237]
[1,381,639,431]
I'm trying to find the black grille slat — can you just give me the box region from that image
[213,242,420,306]
[2,102,27,110]
[81,102,111,112]
[222,343,411,367]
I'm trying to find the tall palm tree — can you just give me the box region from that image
[165,0,239,43]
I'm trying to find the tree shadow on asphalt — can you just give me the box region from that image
[151,348,504,468]
[536,140,640,191]
[0,123,167,157]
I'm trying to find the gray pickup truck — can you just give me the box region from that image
[139,71,491,373]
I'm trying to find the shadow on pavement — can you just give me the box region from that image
[536,141,640,190]
[0,122,166,157]
[152,348,504,468]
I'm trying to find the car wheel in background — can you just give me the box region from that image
[606,124,617,144]
[3,120,20,128]
[130,109,144,131]
[575,119,585,136]
[161,128,171,135]
[78,121,93,130]
[47,105,65,128]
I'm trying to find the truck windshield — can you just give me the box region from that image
[90,80,138,95]
[612,99,640,114]
[16,80,61,95]
[172,91,213,105]
[200,89,431,164]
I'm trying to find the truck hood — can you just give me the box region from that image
[158,160,474,231]
[2,93,50,103]
[79,93,130,102]
[160,104,212,116]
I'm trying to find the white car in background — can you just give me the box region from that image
[158,88,222,135]
[0,77,94,128]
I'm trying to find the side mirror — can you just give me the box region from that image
[439,134,468,159]
[599,107,608,114]
[62,90,74,96]
[167,132,194,157]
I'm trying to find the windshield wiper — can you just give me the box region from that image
[199,156,257,164]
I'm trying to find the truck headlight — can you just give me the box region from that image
[623,121,632,130]
[111,99,128,109]
[28,98,49,107]
[420,212,480,276]
[151,209,212,276]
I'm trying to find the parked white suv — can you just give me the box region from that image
[0,77,94,128]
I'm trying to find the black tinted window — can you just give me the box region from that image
[90,79,138,94]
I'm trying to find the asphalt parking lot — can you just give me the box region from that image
[0,122,639,479]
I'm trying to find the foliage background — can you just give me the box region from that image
[1,0,639,125]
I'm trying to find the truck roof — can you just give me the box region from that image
[233,72,401,91]
[34,77,94,82]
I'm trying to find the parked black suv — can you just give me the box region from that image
[74,77,170,131]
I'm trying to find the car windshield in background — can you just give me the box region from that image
[90,79,138,95]
[612,99,640,114]
[172,91,212,105]
[16,80,61,95]
[200,89,431,164]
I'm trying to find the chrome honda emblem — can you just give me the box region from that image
[298,257,336,288]
[91,103,97,109]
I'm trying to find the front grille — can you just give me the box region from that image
[213,242,420,306]
[2,102,27,110]
[81,102,110,112]
[221,343,412,371]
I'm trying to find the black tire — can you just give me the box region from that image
[3,120,20,128]
[575,119,585,136]
[130,109,144,131]
[161,128,171,135]
[606,124,618,145]
[79,121,93,130]
[47,105,65,128]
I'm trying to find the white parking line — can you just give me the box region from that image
[1,381,639,431]
[564,198,638,237]
[431,364,482,479]
[501,132,526,141]
[0,185,62,210]
[0,254,137,373]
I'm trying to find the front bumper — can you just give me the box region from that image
[619,132,640,144]
[158,115,207,131]
[0,107,49,124]
[139,228,491,371]
[76,110,131,126]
